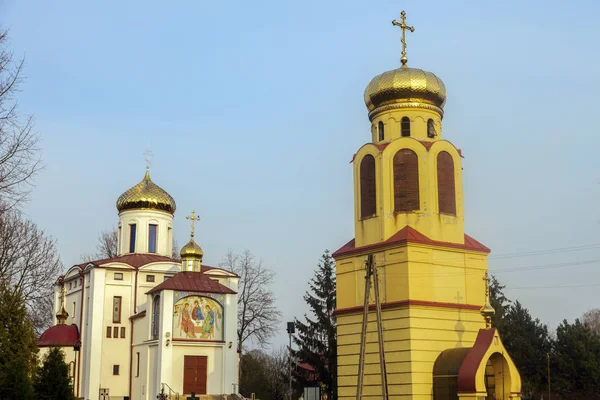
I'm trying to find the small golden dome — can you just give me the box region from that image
[180,238,204,260]
[116,170,176,215]
[364,65,446,120]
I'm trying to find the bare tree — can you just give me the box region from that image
[0,30,42,212]
[220,250,282,351]
[0,211,62,333]
[582,308,600,334]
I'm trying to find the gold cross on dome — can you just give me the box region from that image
[483,271,491,298]
[392,10,415,66]
[185,210,201,238]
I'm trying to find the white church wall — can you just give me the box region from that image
[118,209,173,257]
[223,286,239,393]
[82,268,106,400]
[131,343,151,400]
[155,290,174,399]
[100,268,133,398]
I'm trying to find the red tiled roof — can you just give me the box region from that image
[76,253,176,269]
[37,324,80,347]
[146,271,237,295]
[74,254,240,277]
[332,226,490,258]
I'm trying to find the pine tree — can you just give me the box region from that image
[294,250,337,400]
[0,278,38,400]
[34,347,75,400]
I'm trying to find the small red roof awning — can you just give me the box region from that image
[37,324,80,348]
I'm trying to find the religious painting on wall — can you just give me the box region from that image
[172,294,224,340]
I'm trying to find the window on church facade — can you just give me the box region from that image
[129,224,137,253]
[113,296,122,323]
[360,155,376,218]
[113,365,119,375]
[113,326,119,338]
[427,118,437,138]
[401,117,411,137]
[106,326,111,338]
[120,327,126,338]
[146,274,155,282]
[136,352,140,377]
[152,295,160,340]
[378,121,385,141]
[437,151,456,215]
[114,272,123,281]
[393,149,420,212]
[148,224,158,253]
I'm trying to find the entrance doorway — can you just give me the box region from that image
[183,356,207,395]
[484,353,511,399]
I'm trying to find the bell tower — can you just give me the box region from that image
[355,10,463,247]
[332,12,520,400]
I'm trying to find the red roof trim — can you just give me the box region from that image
[457,329,496,393]
[334,299,481,316]
[332,226,490,258]
[129,310,146,320]
[146,271,236,295]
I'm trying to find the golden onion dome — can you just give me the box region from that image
[116,170,176,215]
[364,65,446,120]
[180,238,203,260]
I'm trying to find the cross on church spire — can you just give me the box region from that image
[392,10,415,66]
[185,210,201,238]
[143,146,153,172]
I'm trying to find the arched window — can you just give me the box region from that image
[393,149,419,212]
[437,151,456,215]
[378,121,385,141]
[427,119,437,138]
[360,155,376,218]
[152,295,160,340]
[401,117,411,137]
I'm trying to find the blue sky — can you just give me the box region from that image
[3,0,600,347]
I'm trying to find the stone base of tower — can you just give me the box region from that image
[337,304,488,399]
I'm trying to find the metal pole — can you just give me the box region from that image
[356,256,373,400]
[372,256,389,400]
[289,332,292,400]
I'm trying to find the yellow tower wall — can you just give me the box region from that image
[353,139,464,248]
[335,243,488,399]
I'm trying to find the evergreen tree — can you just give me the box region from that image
[34,347,75,400]
[294,250,337,400]
[501,301,551,399]
[489,274,510,333]
[551,319,600,400]
[0,279,38,400]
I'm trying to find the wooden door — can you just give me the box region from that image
[183,356,208,395]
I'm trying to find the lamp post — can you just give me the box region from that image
[73,341,81,397]
[287,322,295,400]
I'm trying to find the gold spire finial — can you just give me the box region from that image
[392,11,415,66]
[185,210,201,238]
[56,285,69,324]
[480,271,495,329]
[143,146,153,172]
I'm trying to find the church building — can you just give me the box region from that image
[37,170,240,400]
[333,12,522,400]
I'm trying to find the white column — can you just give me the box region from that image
[155,290,174,397]
[82,268,106,400]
